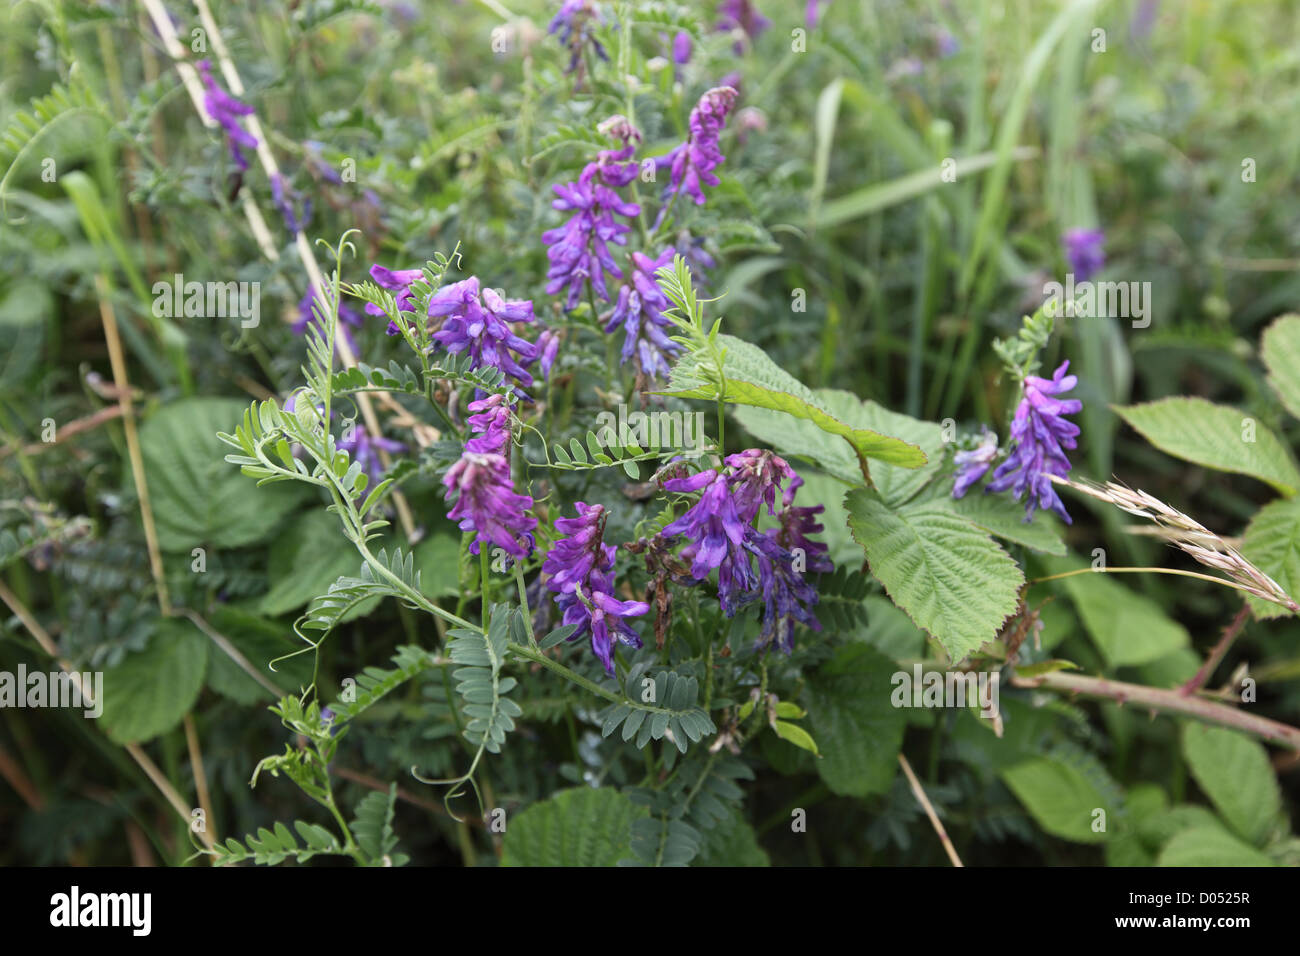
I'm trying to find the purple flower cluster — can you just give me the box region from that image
[443,394,537,559]
[196,60,257,172]
[951,426,999,499]
[603,248,682,382]
[543,502,650,674]
[717,0,771,49]
[271,173,311,234]
[661,450,830,652]
[339,421,405,482]
[542,147,641,309]
[985,361,1082,523]
[658,86,738,209]
[430,278,539,390]
[1063,228,1106,282]
[365,264,424,334]
[548,0,609,76]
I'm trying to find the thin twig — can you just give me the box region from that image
[1011,670,1300,750]
[897,753,963,867]
[96,275,170,615]
[183,713,217,844]
[1181,603,1251,697]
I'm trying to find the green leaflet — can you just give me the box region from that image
[1115,397,1300,496]
[141,397,307,551]
[1181,724,1282,847]
[1000,755,1116,845]
[101,618,209,744]
[663,334,927,469]
[805,644,906,798]
[500,787,646,867]
[1241,496,1300,620]
[846,488,1024,662]
[1261,313,1300,420]
[1047,559,1188,667]
[1156,827,1276,867]
[735,389,943,502]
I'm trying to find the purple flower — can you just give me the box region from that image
[725,448,800,523]
[338,422,405,482]
[661,453,827,650]
[430,279,539,389]
[271,173,312,234]
[304,140,344,185]
[951,426,999,498]
[805,0,829,28]
[542,164,639,309]
[549,0,609,75]
[985,361,1082,523]
[604,248,682,383]
[746,530,822,653]
[933,27,960,58]
[464,393,512,455]
[543,502,649,674]
[1063,228,1106,282]
[443,395,536,559]
[716,0,770,49]
[771,503,834,576]
[662,469,752,599]
[293,289,363,353]
[536,329,561,380]
[364,264,425,333]
[658,86,738,210]
[197,60,258,172]
[672,30,692,64]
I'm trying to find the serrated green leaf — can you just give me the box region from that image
[1240,497,1300,620]
[1156,827,1276,867]
[1001,756,1114,844]
[1261,313,1300,420]
[101,619,209,744]
[501,787,646,866]
[805,644,906,797]
[1115,398,1300,496]
[142,398,307,550]
[1181,724,1281,846]
[665,335,926,468]
[846,489,1023,661]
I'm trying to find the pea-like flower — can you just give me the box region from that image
[542,166,640,309]
[716,0,771,49]
[430,279,539,389]
[196,60,257,172]
[657,86,738,209]
[338,422,405,482]
[603,248,682,383]
[985,361,1082,523]
[443,395,535,559]
[951,426,999,498]
[548,0,609,77]
[1062,228,1105,282]
[543,502,649,675]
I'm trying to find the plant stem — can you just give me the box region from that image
[1027,565,1268,601]
[1011,670,1300,750]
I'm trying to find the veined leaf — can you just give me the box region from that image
[101,618,209,745]
[1051,560,1189,668]
[501,787,646,867]
[1157,827,1276,867]
[1261,313,1300,420]
[1115,398,1300,496]
[735,389,943,502]
[1001,755,1115,845]
[846,489,1023,661]
[1181,724,1281,847]
[805,644,906,797]
[664,335,926,468]
[1241,497,1300,620]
